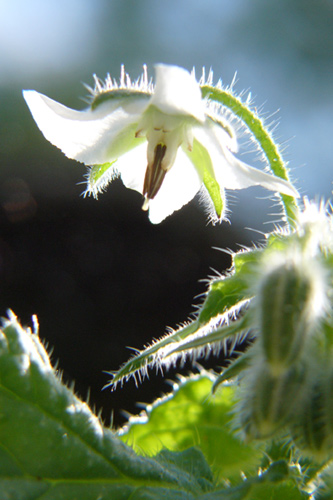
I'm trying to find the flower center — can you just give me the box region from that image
[137,108,194,210]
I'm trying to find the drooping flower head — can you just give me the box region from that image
[23,64,298,223]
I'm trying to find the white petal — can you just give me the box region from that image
[223,150,299,197]
[207,116,238,153]
[115,143,147,193]
[23,90,147,165]
[148,149,202,224]
[194,125,299,198]
[115,145,202,223]
[151,65,205,123]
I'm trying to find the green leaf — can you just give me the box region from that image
[0,313,313,498]
[119,374,263,483]
[197,275,248,325]
[200,461,309,499]
[120,380,311,497]
[0,313,219,499]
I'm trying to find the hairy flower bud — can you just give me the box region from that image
[239,361,307,440]
[257,254,327,376]
[291,367,333,461]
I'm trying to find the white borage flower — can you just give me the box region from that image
[23,64,299,224]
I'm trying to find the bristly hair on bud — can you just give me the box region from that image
[255,250,328,376]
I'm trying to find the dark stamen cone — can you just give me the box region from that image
[143,144,167,201]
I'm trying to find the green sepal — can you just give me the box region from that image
[88,161,116,188]
[185,139,223,219]
[91,89,150,110]
[110,321,198,387]
[203,171,223,218]
[313,463,333,499]
[110,311,249,388]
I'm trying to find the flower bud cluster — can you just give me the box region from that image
[236,200,333,460]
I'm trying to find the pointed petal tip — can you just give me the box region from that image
[265,181,300,200]
[22,88,40,101]
[275,179,300,199]
[22,89,52,121]
[291,186,300,199]
[22,89,36,106]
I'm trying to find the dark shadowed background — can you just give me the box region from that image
[0,0,332,427]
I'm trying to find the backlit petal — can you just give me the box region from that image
[148,149,202,224]
[107,145,202,223]
[115,143,147,193]
[194,124,299,198]
[23,90,147,165]
[24,64,300,225]
[222,149,300,198]
[151,65,205,123]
